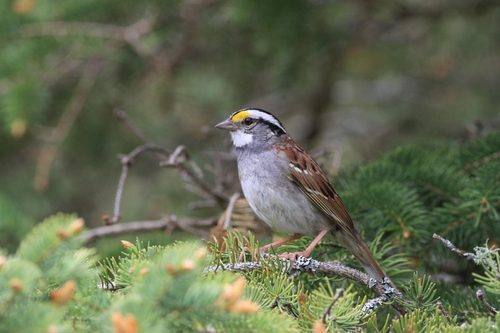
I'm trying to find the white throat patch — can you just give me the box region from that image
[230,130,253,147]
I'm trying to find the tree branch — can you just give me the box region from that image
[84,216,216,243]
[205,256,408,315]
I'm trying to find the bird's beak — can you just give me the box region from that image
[215,118,238,131]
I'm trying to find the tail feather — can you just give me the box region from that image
[336,232,387,282]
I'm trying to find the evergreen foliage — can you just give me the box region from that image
[1,132,499,331]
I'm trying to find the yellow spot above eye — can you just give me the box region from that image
[231,110,251,122]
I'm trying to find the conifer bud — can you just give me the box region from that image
[51,280,76,306]
[10,278,23,292]
[12,0,36,14]
[70,218,85,234]
[193,246,208,259]
[229,300,260,314]
[111,311,138,333]
[139,268,148,277]
[166,263,177,276]
[313,321,327,333]
[0,256,6,269]
[181,259,196,271]
[57,229,69,240]
[46,325,58,333]
[219,277,246,305]
[121,240,134,249]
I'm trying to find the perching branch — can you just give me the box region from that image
[205,256,408,315]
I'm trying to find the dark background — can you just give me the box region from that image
[1,0,499,252]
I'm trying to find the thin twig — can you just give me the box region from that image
[35,60,101,192]
[113,108,152,144]
[432,234,475,260]
[84,216,216,243]
[322,288,344,324]
[160,145,228,206]
[436,301,452,324]
[476,290,498,316]
[220,193,241,230]
[109,143,171,224]
[111,163,128,224]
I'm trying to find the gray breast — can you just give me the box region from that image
[236,149,328,236]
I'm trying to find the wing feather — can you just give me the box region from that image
[280,139,357,238]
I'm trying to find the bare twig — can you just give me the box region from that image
[109,143,171,224]
[160,145,228,206]
[205,256,407,315]
[322,288,344,324]
[220,193,241,230]
[108,109,229,226]
[34,60,101,192]
[113,108,152,144]
[436,301,452,324]
[84,216,216,243]
[432,234,476,260]
[476,290,498,316]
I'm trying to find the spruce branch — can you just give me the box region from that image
[205,255,408,315]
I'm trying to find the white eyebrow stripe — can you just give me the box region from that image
[242,109,286,133]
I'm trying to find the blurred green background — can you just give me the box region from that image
[1,0,499,253]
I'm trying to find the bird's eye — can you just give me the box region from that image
[243,117,254,126]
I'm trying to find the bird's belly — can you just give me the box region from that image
[239,165,327,236]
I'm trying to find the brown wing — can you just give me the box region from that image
[278,138,389,282]
[279,138,357,238]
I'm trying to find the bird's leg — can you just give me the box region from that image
[278,229,329,260]
[238,234,303,261]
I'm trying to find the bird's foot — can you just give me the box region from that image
[277,251,309,261]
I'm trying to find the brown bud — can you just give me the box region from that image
[181,259,196,271]
[313,321,327,333]
[139,268,148,277]
[57,229,68,240]
[51,280,76,306]
[166,264,177,276]
[193,247,208,260]
[10,278,23,292]
[218,277,246,306]
[111,311,138,333]
[229,300,260,314]
[121,240,134,249]
[70,218,85,234]
[46,325,58,333]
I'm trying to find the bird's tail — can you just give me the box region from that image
[336,231,388,283]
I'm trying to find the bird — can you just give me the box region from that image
[215,108,388,282]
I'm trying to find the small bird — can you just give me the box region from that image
[216,108,387,282]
